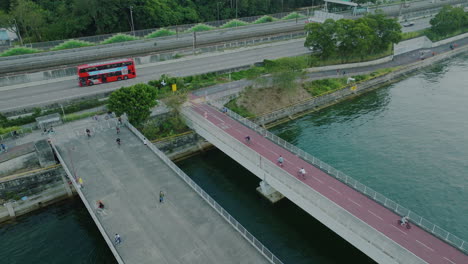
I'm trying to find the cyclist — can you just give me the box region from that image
[299,167,306,179]
[277,156,284,167]
[400,216,409,226]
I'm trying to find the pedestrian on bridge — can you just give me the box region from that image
[159,191,165,203]
[114,234,122,245]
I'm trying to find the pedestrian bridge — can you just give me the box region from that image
[50,118,279,264]
[182,103,468,264]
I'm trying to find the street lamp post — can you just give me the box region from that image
[129,6,135,36]
[217,2,221,22]
[236,0,238,19]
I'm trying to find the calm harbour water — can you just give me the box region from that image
[1,54,466,263]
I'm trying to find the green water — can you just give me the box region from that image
[1,55,466,263]
[0,199,115,264]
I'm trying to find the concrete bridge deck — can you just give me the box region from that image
[184,103,468,264]
[52,119,272,264]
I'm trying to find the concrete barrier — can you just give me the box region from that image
[307,55,394,72]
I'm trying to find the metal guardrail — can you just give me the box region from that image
[0,127,33,141]
[221,107,468,254]
[50,143,125,264]
[124,119,284,264]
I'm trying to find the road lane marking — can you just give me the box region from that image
[416,240,434,252]
[368,210,384,221]
[348,198,362,207]
[312,176,324,184]
[443,257,457,264]
[329,186,341,195]
[391,225,408,235]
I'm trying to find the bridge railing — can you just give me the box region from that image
[124,119,284,264]
[222,107,468,254]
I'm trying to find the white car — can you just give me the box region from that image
[403,21,414,27]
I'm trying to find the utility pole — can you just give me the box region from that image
[217,2,221,21]
[129,6,135,36]
[236,0,238,19]
[12,18,23,46]
[282,0,284,13]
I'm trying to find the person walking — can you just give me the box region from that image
[159,191,165,203]
[116,127,120,134]
[114,234,122,245]
[143,138,147,146]
[277,155,284,167]
[116,138,121,146]
[78,177,84,189]
[86,129,91,137]
[0,143,6,153]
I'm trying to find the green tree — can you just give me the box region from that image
[335,19,356,61]
[108,83,158,125]
[10,0,48,42]
[304,19,337,59]
[430,6,467,36]
[363,12,401,53]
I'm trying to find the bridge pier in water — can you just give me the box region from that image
[257,180,284,203]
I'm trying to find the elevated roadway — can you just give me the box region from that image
[182,103,468,264]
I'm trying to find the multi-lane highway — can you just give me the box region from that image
[0,39,310,113]
[1,0,465,114]
[0,0,462,75]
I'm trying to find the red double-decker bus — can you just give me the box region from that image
[77,58,137,86]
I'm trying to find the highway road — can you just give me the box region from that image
[0,39,310,113]
[0,1,463,114]
[0,0,462,75]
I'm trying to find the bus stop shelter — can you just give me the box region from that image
[36,113,62,130]
[324,0,367,15]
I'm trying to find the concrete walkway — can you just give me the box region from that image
[52,119,269,264]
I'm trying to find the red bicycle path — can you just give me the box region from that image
[190,103,468,264]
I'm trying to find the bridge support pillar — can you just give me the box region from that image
[5,202,15,217]
[256,181,284,203]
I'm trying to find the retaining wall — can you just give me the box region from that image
[0,166,64,201]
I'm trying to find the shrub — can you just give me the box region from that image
[282,12,305,20]
[145,29,176,38]
[0,47,40,57]
[225,99,254,118]
[304,78,347,96]
[101,34,138,44]
[51,40,94,51]
[0,126,21,135]
[254,16,277,24]
[221,20,249,28]
[64,111,104,122]
[185,24,215,32]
